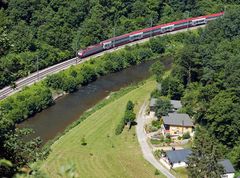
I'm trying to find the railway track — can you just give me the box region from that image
[0,25,205,100]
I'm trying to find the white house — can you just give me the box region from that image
[219,159,235,178]
[160,149,235,178]
[160,149,191,169]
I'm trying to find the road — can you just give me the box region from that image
[0,25,205,100]
[136,102,175,178]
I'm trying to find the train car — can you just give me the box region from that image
[78,12,224,59]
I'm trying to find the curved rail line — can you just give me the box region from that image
[0,12,222,100]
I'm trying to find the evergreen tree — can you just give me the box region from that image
[187,127,224,178]
[150,60,164,82]
[154,98,172,118]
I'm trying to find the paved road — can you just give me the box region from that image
[0,25,205,100]
[136,102,175,178]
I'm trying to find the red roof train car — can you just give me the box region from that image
[78,12,224,58]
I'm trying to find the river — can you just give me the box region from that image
[18,61,156,143]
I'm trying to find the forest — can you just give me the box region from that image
[1,0,240,177]
[151,6,240,176]
[0,0,228,89]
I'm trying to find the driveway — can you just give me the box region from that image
[136,102,175,178]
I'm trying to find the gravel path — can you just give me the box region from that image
[136,102,175,178]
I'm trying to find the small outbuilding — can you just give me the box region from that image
[219,159,235,178]
[170,100,182,111]
[149,98,158,111]
[160,149,236,178]
[160,149,192,169]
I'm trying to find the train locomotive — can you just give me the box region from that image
[77,12,224,59]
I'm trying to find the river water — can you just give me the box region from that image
[18,61,155,143]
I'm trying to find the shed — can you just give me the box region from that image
[170,100,182,111]
[166,149,192,165]
[219,159,235,178]
[149,98,157,111]
[160,149,192,168]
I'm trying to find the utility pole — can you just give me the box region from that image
[75,52,78,65]
[224,5,226,17]
[37,56,39,81]
[113,26,116,48]
[150,17,153,38]
[223,0,227,15]
[74,31,81,64]
[186,11,190,30]
[113,14,116,48]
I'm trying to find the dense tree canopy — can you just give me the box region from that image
[0,0,229,89]
[153,6,240,174]
[0,128,48,177]
[154,98,172,118]
[187,127,224,178]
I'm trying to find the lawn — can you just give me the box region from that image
[172,167,188,178]
[41,79,165,178]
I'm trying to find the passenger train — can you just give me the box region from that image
[77,12,224,58]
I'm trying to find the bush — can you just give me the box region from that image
[115,100,135,135]
[150,89,161,98]
[150,38,165,54]
[165,133,171,139]
[164,138,172,144]
[154,169,160,175]
[159,135,164,142]
[81,136,87,146]
[126,101,134,111]
[115,120,125,135]
[151,120,161,129]
[154,149,165,159]
[123,110,136,123]
[150,139,161,145]
[148,125,158,133]
[182,132,191,139]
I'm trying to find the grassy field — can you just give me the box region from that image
[41,79,165,178]
[172,168,188,178]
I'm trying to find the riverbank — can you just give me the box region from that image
[0,41,158,137]
[19,61,154,142]
[1,28,193,141]
[39,78,165,178]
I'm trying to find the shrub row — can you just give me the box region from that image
[0,84,54,135]
[44,44,159,93]
[115,100,135,135]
